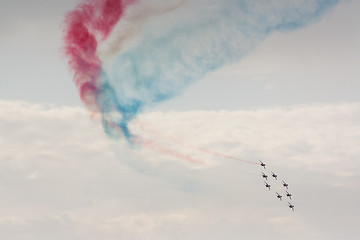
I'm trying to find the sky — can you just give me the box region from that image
[0,0,360,239]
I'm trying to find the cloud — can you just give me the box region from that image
[138,103,360,176]
[0,100,359,239]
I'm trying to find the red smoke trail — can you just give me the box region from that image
[136,121,259,165]
[103,119,205,165]
[63,0,136,110]
[132,137,205,165]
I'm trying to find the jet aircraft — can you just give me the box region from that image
[264,182,271,190]
[282,181,289,189]
[288,202,295,211]
[285,191,292,199]
[261,172,268,180]
[271,171,278,180]
[259,160,266,169]
[276,192,282,201]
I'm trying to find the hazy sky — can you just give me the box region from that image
[0,0,359,239]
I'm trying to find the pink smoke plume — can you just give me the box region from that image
[63,0,136,110]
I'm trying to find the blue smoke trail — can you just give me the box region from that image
[99,0,339,139]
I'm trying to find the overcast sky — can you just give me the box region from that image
[0,0,359,239]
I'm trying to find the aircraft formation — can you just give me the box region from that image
[259,161,295,211]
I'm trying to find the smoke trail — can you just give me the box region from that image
[135,120,258,165]
[98,0,189,58]
[64,0,340,141]
[98,0,339,139]
[63,0,137,111]
[134,136,205,164]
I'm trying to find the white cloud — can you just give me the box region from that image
[0,100,359,239]
[139,103,360,176]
